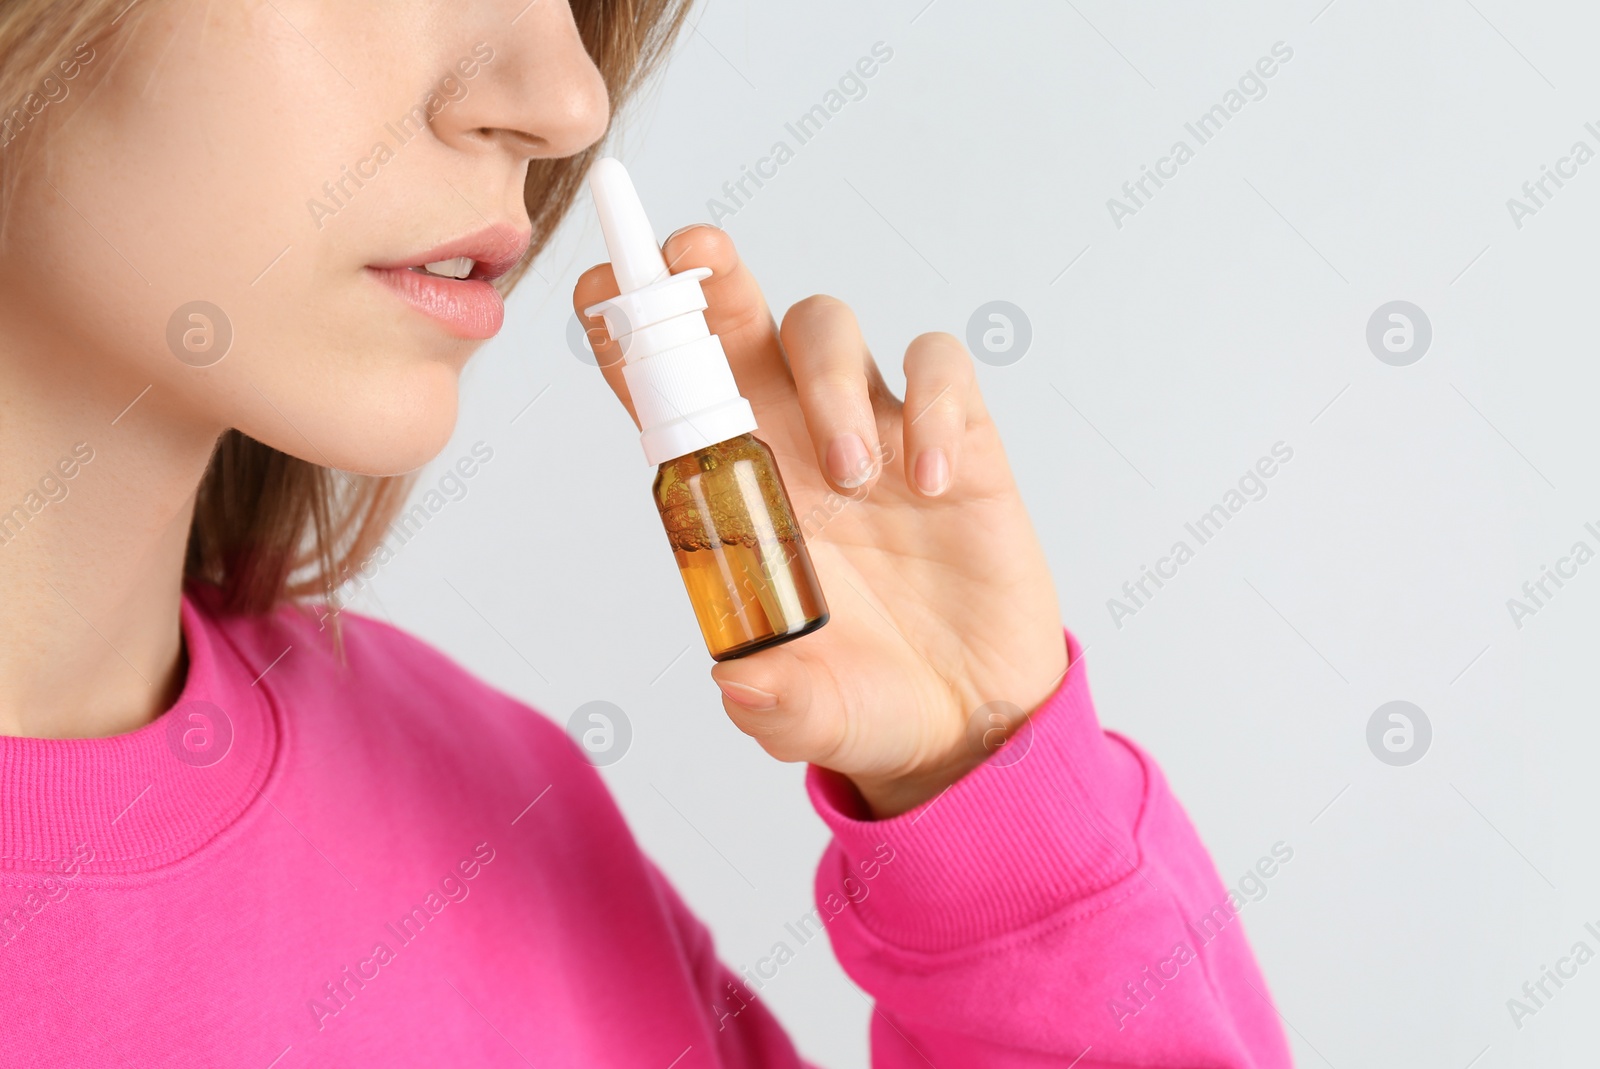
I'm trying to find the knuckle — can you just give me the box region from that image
[804,368,865,398]
[726,712,808,762]
[694,226,738,268]
[669,222,731,257]
[909,388,965,428]
[905,331,972,373]
[784,293,853,334]
[918,329,965,351]
[693,222,733,251]
[572,265,617,306]
[727,709,785,741]
[905,351,975,414]
[663,225,738,280]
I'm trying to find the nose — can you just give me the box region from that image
[432,1,610,163]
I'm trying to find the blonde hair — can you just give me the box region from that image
[1,0,692,613]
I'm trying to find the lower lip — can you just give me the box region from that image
[366,266,505,340]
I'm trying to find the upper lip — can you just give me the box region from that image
[370,224,533,281]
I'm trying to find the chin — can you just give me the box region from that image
[353,367,463,476]
[248,362,463,478]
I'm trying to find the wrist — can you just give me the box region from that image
[803,628,1138,953]
[844,655,1068,819]
[847,749,988,819]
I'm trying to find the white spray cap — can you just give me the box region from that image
[582,157,757,467]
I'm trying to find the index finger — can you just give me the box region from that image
[572,224,795,410]
[571,260,638,426]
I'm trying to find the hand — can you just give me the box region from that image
[573,226,1068,818]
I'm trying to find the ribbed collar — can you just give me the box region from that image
[0,586,280,879]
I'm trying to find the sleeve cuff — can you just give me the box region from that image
[804,627,1148,954]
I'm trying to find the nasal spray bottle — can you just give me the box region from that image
[583,158,829,660]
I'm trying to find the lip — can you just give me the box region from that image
[366,225,533,340]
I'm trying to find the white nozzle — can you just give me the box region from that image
[590,158,670,293]
[582,158,756,468]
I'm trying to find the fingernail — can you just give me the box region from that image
[666,222,716,242]
[828,433,872,488]
[915,447,951,496]
[717,680,777,710]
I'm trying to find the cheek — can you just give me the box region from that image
[19,5,336,325]
[0,3,469,474]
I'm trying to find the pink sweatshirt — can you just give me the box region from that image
[0,584,1291,1067]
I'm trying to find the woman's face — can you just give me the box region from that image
[0,0,608,474]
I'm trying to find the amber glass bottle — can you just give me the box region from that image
[583,158,829,660]
[654,433,828,660]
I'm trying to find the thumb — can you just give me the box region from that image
[710,645,842,766]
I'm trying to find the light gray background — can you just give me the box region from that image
[347,2,1600,1065]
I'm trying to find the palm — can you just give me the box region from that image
[761,385,1060,746]
[575,227,1066,815]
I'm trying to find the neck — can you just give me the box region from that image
[0,321,220,739]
